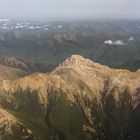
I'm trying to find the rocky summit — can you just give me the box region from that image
[0,55,140,140]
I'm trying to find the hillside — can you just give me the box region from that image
[0,64,27,80]
[0,56,54,74]
[0,55,140,140]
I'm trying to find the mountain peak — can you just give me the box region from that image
[64,54,89,65]
[54,54,109,73]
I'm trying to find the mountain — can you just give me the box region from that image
[0,55,140,140]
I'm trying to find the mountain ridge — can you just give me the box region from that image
[0,55,140,140]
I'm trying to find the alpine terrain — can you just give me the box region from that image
[0,55,140,140]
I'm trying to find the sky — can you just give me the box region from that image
[0,0,139,20]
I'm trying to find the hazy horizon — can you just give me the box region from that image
[0,0,140,20]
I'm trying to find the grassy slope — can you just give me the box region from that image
[0,64,27,79]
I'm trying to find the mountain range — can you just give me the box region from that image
[0,19,140,71]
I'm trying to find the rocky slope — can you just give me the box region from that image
[0,108,37,140]
[0,55,140,140]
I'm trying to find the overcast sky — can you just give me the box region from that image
[0,0,139,19]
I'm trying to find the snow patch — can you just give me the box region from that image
[1,26,9,29]
[28,26,35,29]
[0,19,9,22]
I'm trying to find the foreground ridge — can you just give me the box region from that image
[0,55,140,140]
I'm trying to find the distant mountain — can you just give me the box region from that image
[0,55,140,140]
[0,20,140,71]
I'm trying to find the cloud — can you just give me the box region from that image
[114,40,125,45]
[104,40,113,45]
[104,40,125,46]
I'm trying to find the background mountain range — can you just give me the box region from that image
[0,19,140,140]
